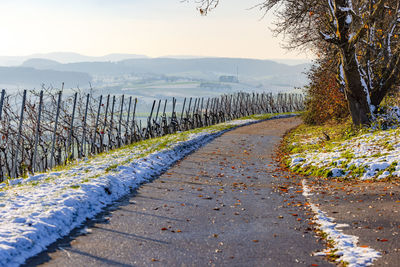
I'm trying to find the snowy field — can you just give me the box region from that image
[289,126,400,180]
[283,119,400,266]
[0,114,293,266]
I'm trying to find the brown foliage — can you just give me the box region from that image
[303,58,349,125]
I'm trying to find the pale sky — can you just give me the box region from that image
[0,0,310,60]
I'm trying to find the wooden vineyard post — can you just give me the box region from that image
[180,97,186,130]
[0,89,5,179]
[124,96,132,145]
[145,100,156,139]
[91,95,103,154]
[232,94,237,119]
[50,90,62,169]
[185,97,192,130]
[100,94,110,152]
[0,89,5,121]
[67,92,78,160]
[260,93,265,113]
[238,94,243,117]
[215,98,220,124]
[251,93,255,115]
[227,95,232,120]
[80,93,90,158]
[171,98,178,133]
[199,97,204,127]
[195,98,201,127]
[209,98,215,125]
[161,99,168,135]
[117,95,124,148]
[153,99,161,136]
[130,98,137,142]
[191,98,198,129]
[209,98,214,125]
[204,98,210,126]
[12,90,27,178]
[108,95,116,150]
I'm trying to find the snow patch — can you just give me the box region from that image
[288,120,400,180]
[330,168,344,177]
[0,114,298,266]
[302,180,380,266]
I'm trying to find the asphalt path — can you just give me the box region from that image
[24,117,332,267]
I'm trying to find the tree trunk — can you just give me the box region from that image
[345,92,370,126]
[341,51,371,126]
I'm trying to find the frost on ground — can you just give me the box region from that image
[0,114,294,266]
[289,125,400,180]
[302,180,381,266]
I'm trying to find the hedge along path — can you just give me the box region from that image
[25,117,332,267]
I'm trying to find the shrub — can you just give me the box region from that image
[302,57,349,125]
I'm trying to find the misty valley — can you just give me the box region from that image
[0,53,309,107]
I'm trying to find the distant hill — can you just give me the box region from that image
[17,57,310,92]
[22,58,62,69]
[29,52,149,63]
[0,52,148,66]
[22,57,309,77]
[0,67,92,89]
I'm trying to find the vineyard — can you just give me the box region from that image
[0,89,304,180]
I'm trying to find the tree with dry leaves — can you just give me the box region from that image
[196,0,400,126]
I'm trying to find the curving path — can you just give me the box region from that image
[24,117,332,267]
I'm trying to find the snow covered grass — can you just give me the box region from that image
[0,112,295,266]
[283,119,400,180]
[302,180,381,266]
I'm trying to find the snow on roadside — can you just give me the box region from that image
[289,126,400,179]
[0,114,294,266]
[302,180,381,266]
